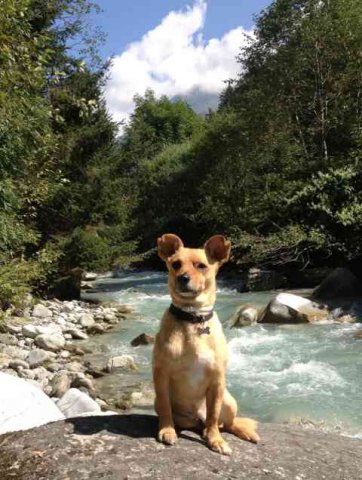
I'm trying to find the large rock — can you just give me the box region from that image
[105,355,137,373]
[312,267,362,300]
[0,372,64,434]
[22,324,61,339]
[259,293,329,324]
[83,272,98,281]
[50,373,71,398]
[32,304,53,318]
[57,388,100,418]
[0,415,361,479]
[131,333,155,346]
[27,349,53,368]
[230,305,259,328]
[35,333,66,352]
[65,328,88,340]
[79,314,95,328]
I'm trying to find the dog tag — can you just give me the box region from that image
[197,326,210,335]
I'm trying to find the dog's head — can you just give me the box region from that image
[157,234,231,307]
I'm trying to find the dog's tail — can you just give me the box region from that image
[225,417,260,443]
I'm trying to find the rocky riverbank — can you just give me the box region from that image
[0,298,141,421]
[1,414,362,480]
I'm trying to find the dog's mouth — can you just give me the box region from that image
[175,283,203,297]
[177,290,199,297]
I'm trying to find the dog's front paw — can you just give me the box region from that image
[158,427,178,445]
[207,436,232,456]
[204,431,232,456]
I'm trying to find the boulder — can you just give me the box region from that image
[35,333,66,352]
[87,324,106,335]
[22,324,61,339]
[0,416,362,479]
[0,333,18,346]
[103,313,119,324]
[1,344,28,361]
[8,359,29,370]
[230,305,259,328]
[105,355,137,373]
[312,267,362,300]
[79,314,95,328]
[65,328,89,340]
[56,388,100,418]
[22,324,39,339]
[5,324,22,335]
[259,293,329,324]
[32,304,53,318]
[71,376,94,393]
[83,272,98,281]
[115,304,134,314]
[50,374,71,398]
[27,349,53,368]
[51,269,82,301]
[131,333,155,346]
[0,372,64,434]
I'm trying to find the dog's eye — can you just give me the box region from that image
[171,260,182,270]
[195,262,207,270]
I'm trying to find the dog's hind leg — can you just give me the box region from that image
[220,389,260,444]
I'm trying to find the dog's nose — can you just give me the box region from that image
[177,273,190,286]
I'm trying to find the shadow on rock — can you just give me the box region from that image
[67,413,158,438]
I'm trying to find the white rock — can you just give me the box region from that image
[22,324,38,339]
[6,324,22,335]
[84,272,98,281]
[2,345,28,361]
[79,314,95,328]
[57,388,100,418]
[22,324,61,339]
[65,328,88,340]
[9,359,29,370]
[106,355,137,373]
[259,293,329,324]
[62,303,74,314]
[0,372,64,434]
[27,349,53,368]
[32,304,53,318]
[276,293,312,310]
[35,333,65,352]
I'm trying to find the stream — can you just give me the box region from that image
[83,270,362,438]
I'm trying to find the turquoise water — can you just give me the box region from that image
[83,271,362,438]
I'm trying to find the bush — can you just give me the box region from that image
[62,228,111,272]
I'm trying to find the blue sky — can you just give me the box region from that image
[97,1,271,126]
[92,0,271,60]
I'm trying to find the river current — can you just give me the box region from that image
[83,270,362,438]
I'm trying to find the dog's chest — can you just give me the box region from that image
[187,345,215,387]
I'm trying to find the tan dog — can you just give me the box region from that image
[152,234,259,455]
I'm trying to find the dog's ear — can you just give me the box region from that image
[204,235,231,264]
[157,234,184,261]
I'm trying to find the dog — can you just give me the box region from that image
[152,233,259,455]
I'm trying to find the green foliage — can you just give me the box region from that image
[0,0,135,304]
[1,0,361,305]
[125,0,362,270]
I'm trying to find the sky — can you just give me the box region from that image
[90,0,271,125]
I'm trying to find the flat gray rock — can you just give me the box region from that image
[0,415,361,479]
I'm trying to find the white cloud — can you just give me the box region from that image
[104,0,251,125]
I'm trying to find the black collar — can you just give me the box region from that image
[169,304,214,324]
